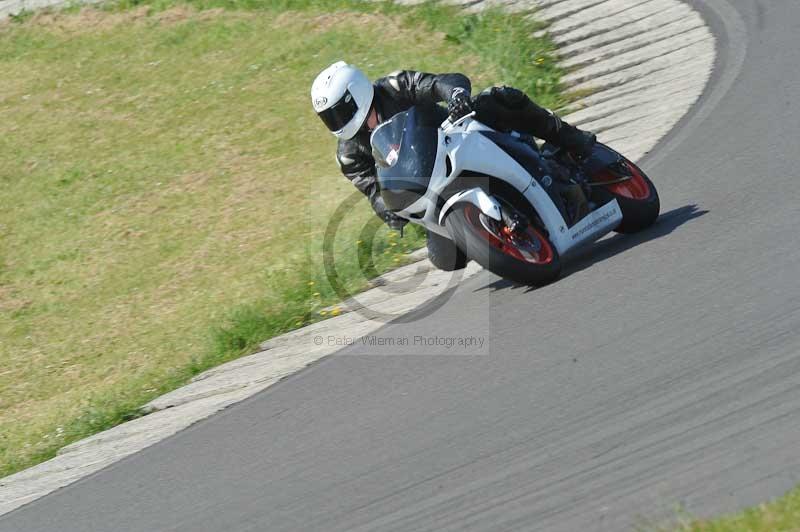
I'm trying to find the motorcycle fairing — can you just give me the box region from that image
[439,119,621,255]
[438,188,502,225]
[373,107,622,253]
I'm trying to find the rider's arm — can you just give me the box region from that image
[336,138,387,218]
[378,70,472,105]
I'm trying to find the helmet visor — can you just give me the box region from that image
[317,90,359,133]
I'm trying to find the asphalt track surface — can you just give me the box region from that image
[3,1,800,530]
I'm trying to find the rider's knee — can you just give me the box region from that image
[490,86,529,109]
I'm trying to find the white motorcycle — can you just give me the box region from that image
[371,105,660,285]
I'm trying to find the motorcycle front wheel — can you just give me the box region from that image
[426,229,469,271]
[444,201,561,286]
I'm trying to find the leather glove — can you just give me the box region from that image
[372,196,389,219]
[447,87,473,121]
[383,211,408,233]
[373,196,408,231]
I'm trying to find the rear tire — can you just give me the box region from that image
[426,230,468,271]
[590,156,660,234]
[445,203,561,286]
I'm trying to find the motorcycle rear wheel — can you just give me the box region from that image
[590,155,660,234]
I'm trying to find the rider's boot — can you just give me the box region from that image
[556,125,597,161]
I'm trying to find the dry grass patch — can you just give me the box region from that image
[20,5,228,32]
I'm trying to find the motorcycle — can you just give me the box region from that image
[371,104,660,285]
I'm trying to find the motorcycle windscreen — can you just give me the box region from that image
[371,105,443,212]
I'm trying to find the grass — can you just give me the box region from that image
[661,485,800,531]
[0,0,566,476]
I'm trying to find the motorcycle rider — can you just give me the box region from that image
[310,61,596,262]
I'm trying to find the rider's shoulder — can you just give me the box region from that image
[336,136,359,156]
[336,133,371,163]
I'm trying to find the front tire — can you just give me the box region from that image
[426,230,468,271]
[445,203,561,285]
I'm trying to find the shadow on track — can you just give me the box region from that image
[476,204,708,293]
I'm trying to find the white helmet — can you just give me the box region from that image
[311,61,374,140]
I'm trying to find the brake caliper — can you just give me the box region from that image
[499,206,541,252]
